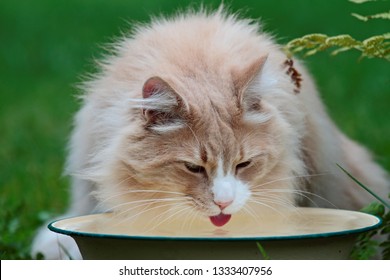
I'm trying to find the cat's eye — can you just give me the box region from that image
[236,160,252,171]
[184,162,206,174]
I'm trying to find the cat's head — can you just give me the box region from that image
[95,54,307,226]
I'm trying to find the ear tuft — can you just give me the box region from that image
[141,77,186,132]
[232,55,271,125]
[233,55,268,101]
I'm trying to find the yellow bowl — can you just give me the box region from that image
[49,207,381,260]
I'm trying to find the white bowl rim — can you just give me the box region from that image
[48,208,382,242]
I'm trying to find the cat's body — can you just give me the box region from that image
[32,9,389,259]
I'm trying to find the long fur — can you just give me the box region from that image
[32,8,389,259]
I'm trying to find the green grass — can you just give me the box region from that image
[1,0,389,259]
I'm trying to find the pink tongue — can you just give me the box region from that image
[209,213,232,227]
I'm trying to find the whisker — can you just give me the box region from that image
[114,200,190,227]
[93,176,134,212]
[252,188,338,209]
[106,197,189,213]
[248,198,289,219]
[242,204,261,223]
[258,190,319,208]
[97,188,186,208]
[251,196,296,210]
[251,173,329,190]
[146,205,193,233]
[148,201,189,224]
[109,199,191,227]
[176,207,199,233]
[253,190,306,206]
[112,201,164,222]
[181,208,199,232]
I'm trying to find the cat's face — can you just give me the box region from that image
[102,56,302,226]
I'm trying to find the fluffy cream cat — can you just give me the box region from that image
[32,8,389,259]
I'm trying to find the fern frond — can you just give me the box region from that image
[349,0,379,3]
[361,33,390,59]
[352,11,390,21]
[285,33,390,61]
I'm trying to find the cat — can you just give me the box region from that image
[31,7,389,259]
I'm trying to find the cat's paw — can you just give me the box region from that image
[31,225,82,260]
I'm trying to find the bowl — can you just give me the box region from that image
[48,207,381,260]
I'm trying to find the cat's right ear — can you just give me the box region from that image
[141,76,187,132]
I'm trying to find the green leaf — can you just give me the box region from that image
[361,202,385,216]
[380,225,390,234]
[350,239,379,259]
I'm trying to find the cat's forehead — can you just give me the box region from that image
[186,119,243,164]
[176,73,236,107]
[183,106,270,166]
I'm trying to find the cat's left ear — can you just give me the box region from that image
[141,76,187,132]
[233,55,268,115]
[233,55,268,100]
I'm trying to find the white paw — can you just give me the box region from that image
[31,225,82,260]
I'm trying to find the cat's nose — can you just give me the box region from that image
[214,200,233,210]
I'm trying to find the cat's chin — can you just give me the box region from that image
[209,213,232,227]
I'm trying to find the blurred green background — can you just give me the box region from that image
[1,0,389,259]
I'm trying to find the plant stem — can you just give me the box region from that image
[256,242,270,260]
[336,164,390,209]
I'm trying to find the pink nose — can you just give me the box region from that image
[214,200,233,210]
